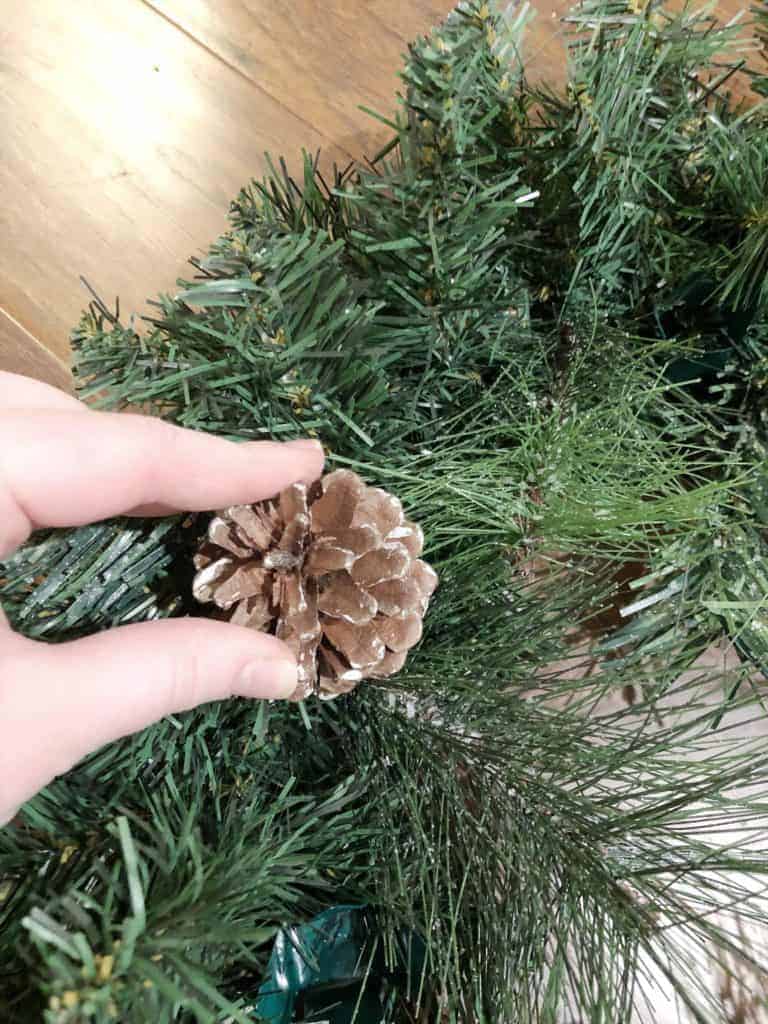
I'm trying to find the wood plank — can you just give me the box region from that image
[372,0,762,96]
[0,0,343,364]
[0,310,73,392]
[362,0,459,42]
[145,0,457,161]
[142,0,609,148]
[363,0,570,77]
[2,0,761,374]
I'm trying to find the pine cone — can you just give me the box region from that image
[192,469,438,701]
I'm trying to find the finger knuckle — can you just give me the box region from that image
[0,479,32,557]
[168,646,207,713]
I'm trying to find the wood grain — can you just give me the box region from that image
[0,312,73,392]
[147,0,576,142]
[0,0,341,367]
[145,0,457,161]
[0,0,759,381]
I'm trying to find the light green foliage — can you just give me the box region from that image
[3,1,768,1020]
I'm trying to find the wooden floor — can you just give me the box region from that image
[0,0,753,391]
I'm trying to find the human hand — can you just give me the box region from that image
[0,372,324,824]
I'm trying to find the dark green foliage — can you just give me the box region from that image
[1,519,191,641]
[3,1,768,1020]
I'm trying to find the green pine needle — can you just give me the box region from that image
[3,0,768,1020]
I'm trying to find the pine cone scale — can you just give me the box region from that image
[208,517,253,557]
[212,563,269,610]
[305,543,355,575]
[230,595,272,630]
[379,614,422,652]
[368,576,423,616]
[390,521,424,558]
[351,544,410,587]
[279,483,309,524]
[352,488,403,536]
[227,505,278,549]
[323,617,385,670]
[310,470,364,533]
[317,575,377,625]
[192,556,234,603]
[368,649,407,678]
[328,524,380,556]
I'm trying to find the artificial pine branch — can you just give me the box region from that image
[3,1,768,1021]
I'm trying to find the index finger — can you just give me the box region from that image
[0,409,324,557]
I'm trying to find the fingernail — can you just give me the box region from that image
[238,659,297,700]
[284,439,323,454]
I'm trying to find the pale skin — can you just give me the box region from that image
[0,372,325,824]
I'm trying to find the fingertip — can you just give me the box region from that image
[223,625,298,699]
[235,657,298,700]
[243,437,325,484]
[284,438,324,455]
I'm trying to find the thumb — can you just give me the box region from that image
[0,619,297,822]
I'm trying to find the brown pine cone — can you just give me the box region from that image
[192,469,438,701]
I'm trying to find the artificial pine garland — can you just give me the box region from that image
[3,0,768,1020]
